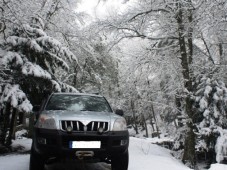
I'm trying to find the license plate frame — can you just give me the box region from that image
[69,141,101,149]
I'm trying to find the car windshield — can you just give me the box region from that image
[45,94,112,112]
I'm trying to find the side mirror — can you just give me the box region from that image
[115,109,124,116]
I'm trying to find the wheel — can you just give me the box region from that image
[29,146,45,170]
[111,150,129,170]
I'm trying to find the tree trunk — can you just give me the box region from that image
[150,119,155,132]
[150,100,160,138]
[131,99,138,134]
[0,103,11,146]
[142,114,148,138]
[182,98,195,167]
[6,108,17,146]
[28,113,35,138]
[176,2,195,167]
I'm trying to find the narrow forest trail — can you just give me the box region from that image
[46,162,110,170]
[0,137,194,170]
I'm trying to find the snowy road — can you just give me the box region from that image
[0,137,192,170]
[47,162,111,170]
[0,154,110,170]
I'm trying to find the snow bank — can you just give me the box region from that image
[0,154,30,170]
[11,138,32,153]
[129,137,190,170]
[209,163,227,170]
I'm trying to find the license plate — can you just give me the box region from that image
[69,141,101,149]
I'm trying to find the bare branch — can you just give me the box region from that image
[129,8,170,22]
[107,36,126,52]
[0,6,4,13]
[200,33,215,65]
[109,24,178,40]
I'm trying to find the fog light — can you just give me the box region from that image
[67,126,73,133]
[120,140,127,145]
[37,137,46,144]
[98,127,104,134]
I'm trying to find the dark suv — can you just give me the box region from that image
[30,93,129,170]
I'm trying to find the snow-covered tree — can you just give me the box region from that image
[96,0,227,167]
[0,0,121,150]
[0,16,78,96]
[0,84,32,147]
[195,73,227,163]
[0,0,79,149]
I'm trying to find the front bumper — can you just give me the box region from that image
[33,128,129,160]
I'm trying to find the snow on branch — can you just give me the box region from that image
[36,36,77,63]
[7,36,28,47]
[0,51,52,80]
[6,24,77,71]
[23,24,47,37]
[22,62,52,79]
[59,82,78,93]
[51,80,78,92]
[7,36,43,53]
[45,51,69,71]
[0,84,32,113]
[1,51,24,67]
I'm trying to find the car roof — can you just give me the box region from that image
[51,92,103,98]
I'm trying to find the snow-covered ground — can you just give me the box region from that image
[0,137,226,170]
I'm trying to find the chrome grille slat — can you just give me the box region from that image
[77,121,79,131]
[61,120,109,132]
[91,122,94,131]
[98,122,100,129]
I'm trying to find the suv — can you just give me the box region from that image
[30,93,129,170]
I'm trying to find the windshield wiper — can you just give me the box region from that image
[80,109,96,112]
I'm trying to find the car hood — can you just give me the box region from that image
[41,110,112,128]
[43,110,112,120]
[37,110,124,131]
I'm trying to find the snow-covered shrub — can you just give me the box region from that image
[215,128,227,163]
[15,129,28,140]
[194,75,227,162]
[173,126,187,151]
[0,84,32,113]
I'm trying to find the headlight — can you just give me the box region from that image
[36,115,56,129]
[112,118,127,131]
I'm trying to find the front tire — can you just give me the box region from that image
[111,150,129,170]
[29,146,45,170]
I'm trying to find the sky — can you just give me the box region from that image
[77,0,134,19]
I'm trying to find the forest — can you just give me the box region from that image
[0,0,227,169]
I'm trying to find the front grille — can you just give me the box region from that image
[87,121,109,131]
[61,120,84,131]
[61,120,109,132]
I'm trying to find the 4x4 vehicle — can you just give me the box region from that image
[30,93,129,170]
